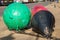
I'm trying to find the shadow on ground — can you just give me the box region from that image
[55,38,60,40]
[0,31,60,40]
[51,37,60,40]
[16,30,60,40]
[0,33,14,40]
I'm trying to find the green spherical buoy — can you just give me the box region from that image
[3,2,31,31]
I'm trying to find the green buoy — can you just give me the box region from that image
[3,2,31,31]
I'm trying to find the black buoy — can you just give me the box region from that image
[31,10,55,40]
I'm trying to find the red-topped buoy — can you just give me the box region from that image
[31,4,47,16]
[31,4,55,40]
